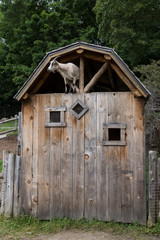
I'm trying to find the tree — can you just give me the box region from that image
[0,0,98,105]
[134,60,160,151]
[94,0,160,67]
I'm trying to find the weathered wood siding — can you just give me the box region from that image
[20,92,146,224]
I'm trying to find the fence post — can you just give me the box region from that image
[18,112,22,156]
[157,158,160,222]
[0,150,9,215]
[13,155,21,217]
[148,151,157,227]
[4,153,16,218]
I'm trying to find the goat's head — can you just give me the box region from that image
[47,56,60,73]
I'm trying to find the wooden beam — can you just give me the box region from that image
[76,49,84,54]
[60,54,79,63]
[110,62,142,97]
[79,56,85,93]
[84,62,108,93]
[84,52,107,62]
[22,93,30,100]
[104,54,111,60]
[30,71,50,94]
[133,89,143,97]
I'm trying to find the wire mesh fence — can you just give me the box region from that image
[148,151,160,226]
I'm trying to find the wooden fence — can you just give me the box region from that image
[0,149,160,222]
[0,151,21,217]
[148,151,160,226]
[0,115,19,135]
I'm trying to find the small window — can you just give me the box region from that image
[50,111,60,123]
[45,106,67,127]
[72,103,84,115]
[69,99,89,119]
[108,128,121,141]
[103,123,126,146]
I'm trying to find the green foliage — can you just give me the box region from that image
[0,0,160,115]
[134,60,160,95]
[0,0,98,105]
[134,60,160,150]
[0,119,16,132]
[94,0,160,67]
[0,216,159,239]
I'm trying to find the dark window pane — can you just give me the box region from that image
[50,111,60,122]
[108,128,120,141]
[72,103,84,115]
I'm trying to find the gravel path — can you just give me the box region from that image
[11,230,159,240]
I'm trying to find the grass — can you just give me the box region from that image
[0,119,18,134]
[0,160,2,172]
[0,216,159,240]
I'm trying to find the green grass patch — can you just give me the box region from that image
[0,120,18,133]
[0,160,2,172]
[0,216,159,239]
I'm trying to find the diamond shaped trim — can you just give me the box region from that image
[69,99,89,119]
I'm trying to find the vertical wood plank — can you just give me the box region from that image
[37,95,50,219]
[133,97,146,224]
[20,99,33,215]
[13,155,21,217]
[107,92,121,222]
[72,94,85,219]
[84,93,97,219]
[79,56,85,93]
[120,93,133,223]
[50,94,62,218]
[148,151,157,227]
[5,153,15,217]
[1,150,9,214]
[96,93,109,221]
[31,95,39,217]
[61,94,73,218]
[18,112,22,156]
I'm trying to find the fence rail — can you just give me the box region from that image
[0,116,19,135]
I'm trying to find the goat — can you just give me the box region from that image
[47,57,80,93]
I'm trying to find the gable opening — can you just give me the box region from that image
[27,49,137,96]
[36,59,130,95]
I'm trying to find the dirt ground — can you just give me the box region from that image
[29,231,160,240]
[0,134,18,160]
[0,230,159,240]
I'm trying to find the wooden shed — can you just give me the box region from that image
[14,42,150,224]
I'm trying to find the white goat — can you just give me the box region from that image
[47,58,80,93]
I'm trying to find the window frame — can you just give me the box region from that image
[69,99,89,119]
[102,123,127,146]
[45,106,67,127]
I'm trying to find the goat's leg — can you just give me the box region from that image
[72,78,77,93]
[64,78,68,93]
[67,80,73,93]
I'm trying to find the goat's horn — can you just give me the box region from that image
[54,55,61,61]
